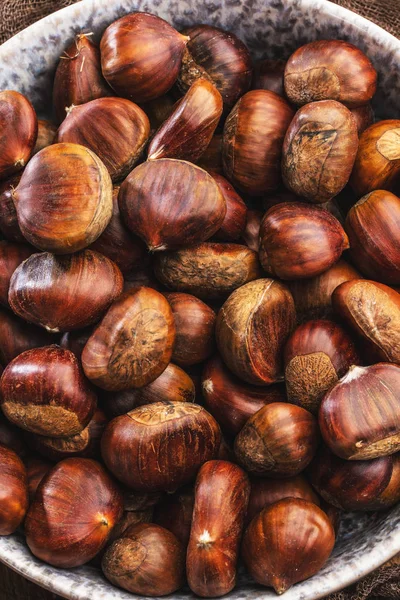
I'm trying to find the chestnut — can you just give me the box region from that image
[216,278,296,385]
[187,460,250,597]
[234,402,319,476]
[100,13,188,102]
[9,250,123,332]
[0,444,28,535]
[211,173,247,241]
[284,319,361,414]
[309,445,393,511]
[60,327,93,361]
[119,159,226,251]
[197,134,223,174]
[108,509,154,544]
[178,24,252,110]
[101,401,221,491]
[367,453,400,510]
[0,345,97,437]
[252,59,286,96]
[102,523,185,596]
[33,119,57,154]
[25,457,52,502]
[259,202,349,280]
[82,287,175,390]
[0,308,56,366]
[345,190,400,284]
[148,79,223,161]
[222,90,294,195]
[153,486,194,547]
[320,363,400,460]
[0,413,27,457]
[53,33,111,123]
[350,120,400,197]
[154,243,261,300]
[282,100,358,203]
[0,174,24,242]
[0,90,37,180]
[242,499,335,594]
[122,489,163,512]
[241,209,263,252]
[0,240,33,307]
[284,40,377,107]
[25,458,123,567]
[141,93,175,129]
[351,104,374,136]
[13,143,113,254]
[56,98,150,181]
[202,355,286,435]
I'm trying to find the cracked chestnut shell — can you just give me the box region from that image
[0,345,97,437]
[284,40,377,107]
[25,458,123,568]
[282,100,358,203]
[0,240,33,307]
[153,485,194,547]
[0,308,56,366]
[216,278,295,385]
[320,363,400,460]
[0,444,28,535]
[101,401,221,491]
[187,460,250,597]
[252,59,286,96]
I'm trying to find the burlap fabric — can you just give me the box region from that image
[0,0,399,599]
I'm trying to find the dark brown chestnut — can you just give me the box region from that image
[187,460,250,597]
[9,250,123,332]
[0,413,27,457]
[0,308,56,366]
[101,401,221,491]
[140,93,175,129]
[211,173,247,241]
[216,278,296,385]
[60,328,93,361]
[82,287,175,391]
[351,104,374,136]
[234,402,319,476]
[25,458,123,567]
[0,444,28,535]
[259,202,349,280]
[366,453,400,510]
[241,209,263,252]
[122,489,163,512]
[0,240,33,307]
[0,174,24,242]
[153,485,194,547]
[284,40,377,107]
[252,59,286,96]
[25,457,52,502]
[0,345,97,437]
[197,134,223,174]
[33,119,57,154]
[242,499,335,594]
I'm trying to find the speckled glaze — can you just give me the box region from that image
[0,0,399,598]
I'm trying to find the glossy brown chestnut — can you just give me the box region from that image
[107,509,154,546]
[241,209,263,252]
[53,33,111,123]
[222,90,294,196]
[0,444,28,535]
[284,40,377,107]
[282,100,358,202]
[0,413,27,457]
[101,401,221,491]
[284,320,361,414]
[259,202,349,280]
[0,90,37,180]
[154,243,261,300]
[102,523,185,596]
[216,278,296,385]
[0,174,24,242]
[202,355,286,435]
[0,308,56,366]
[153,486,194,547]
[25,458,123,567]
[252,59,286,96]
[197,134,223,174]
[178,24,252,110]
[345,190,400,284]
[187,460,250,597]
[56,98,150,181]
[320,363,400,460]
[332,279,400,364]
[82,287,175,391]
[119,159,226,251]
[13,143,113,254]
[148,79,223,161]
[366,453,400,510]
[235,402,319,476]
[350,120,400,197]
[9,250,123,332]
[211,173,247,241]
[242,499,335,594]
[0,240,33,307]
[351,104,374,136]
[25,457,53,502]
[100,13,188,102]
[309,445,393,511]
[33,119,57,154]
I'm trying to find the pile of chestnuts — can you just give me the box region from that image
[0,10,400,598]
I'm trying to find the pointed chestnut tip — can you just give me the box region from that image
[148,147,165,161]
[274,581,290,595]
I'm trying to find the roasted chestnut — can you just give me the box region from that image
[0,444,28,535]
[241,209,263,252]
[12,143,113,254]
[100,13,188,102]
[0,240,33,307]
[282,100,358,202]
[351,104,374,136]
[284,319,361,413]
[235,402,319,476]
[242,499,335,594]
[197,134,223,174]
[252,59,286,96]
[25,457,52,502]
[187,460,250,597]
[216,278,295,385]
[101,401,221,491]
[211,173,247,241]
[82,287,175,390]
[222,90,294,195]
[0,345,96,437]
[33,119,57,154]
[25,458,123,567]
[259,202,349,280]
[153,485,194,547]
[102,523,185,596]
[9,250,123,332]
[284,40,377,107]
[0,308,56,366]
[0,174,24,242]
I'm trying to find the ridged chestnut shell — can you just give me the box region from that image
[0,444,28,535]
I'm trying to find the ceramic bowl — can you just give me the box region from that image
[0,0,400,598]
